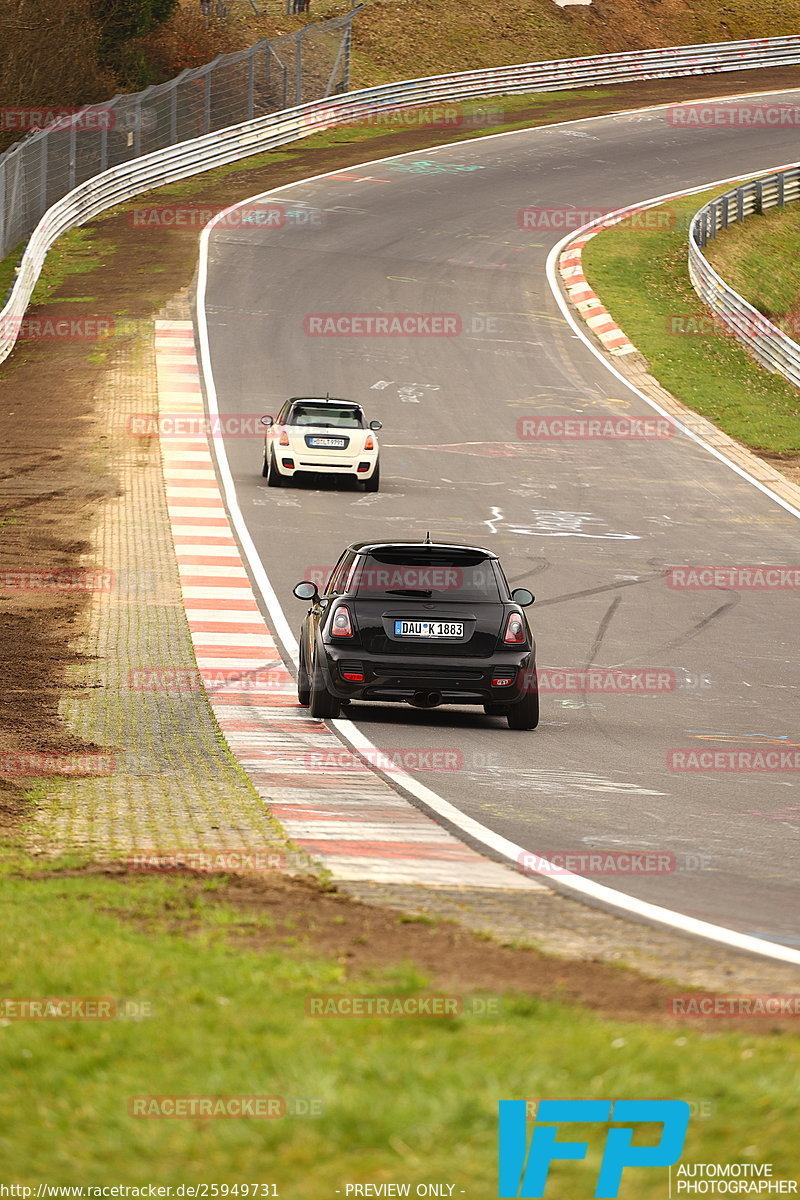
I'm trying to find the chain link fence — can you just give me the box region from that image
[0,10,359,262]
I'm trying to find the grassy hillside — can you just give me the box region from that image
[705,204,800,322]
[210,0,800,87]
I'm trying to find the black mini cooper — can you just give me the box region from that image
[292,540,538,729]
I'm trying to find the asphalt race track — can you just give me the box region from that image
[200,90,800,947]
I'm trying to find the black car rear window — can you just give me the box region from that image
[354,550,500,601]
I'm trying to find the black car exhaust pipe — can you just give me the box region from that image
[410,690,442,709]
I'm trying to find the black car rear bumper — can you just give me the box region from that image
[319,644,536,705]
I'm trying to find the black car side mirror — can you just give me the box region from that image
[293,581,319,601]
[261,415,274,428]
[511,588,535,607]
[369,420,382,431]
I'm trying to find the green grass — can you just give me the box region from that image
[29,227,108,306]
[0,240,25,303]
[1,865,799,1186]
[582,187,800,454]
[705,204,800,322]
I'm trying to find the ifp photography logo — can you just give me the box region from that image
[498,1099,690,1197]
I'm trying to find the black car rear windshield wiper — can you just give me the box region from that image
[384,588,434,597]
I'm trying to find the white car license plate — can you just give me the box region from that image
[308,436,346,448]
[394,620,463,638]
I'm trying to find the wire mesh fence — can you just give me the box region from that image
[0,10,358,261]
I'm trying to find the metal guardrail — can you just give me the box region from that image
[0,10,359,263]
[4,33,800,364]
[689,165,800,389]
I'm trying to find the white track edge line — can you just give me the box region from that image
[546,167,800,522]
[195,100,800,967]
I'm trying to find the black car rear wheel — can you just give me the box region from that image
[297,644,311,707]
[309,653,341,719]
[506,688,539,731]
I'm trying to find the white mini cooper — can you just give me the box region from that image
[261,396,381,491]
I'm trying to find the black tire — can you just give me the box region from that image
[483,703,510,717]
[309,653,341,719]
[363,462,380,493]
[266,450,286,487]
[297,644,311,707]
[506,688,539,731]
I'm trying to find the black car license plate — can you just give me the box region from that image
[394,619,464,638]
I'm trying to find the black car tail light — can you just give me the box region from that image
[492,672,515,688]
[341,666,364,682]
[329,605,354,638]
[502,612,526,645]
